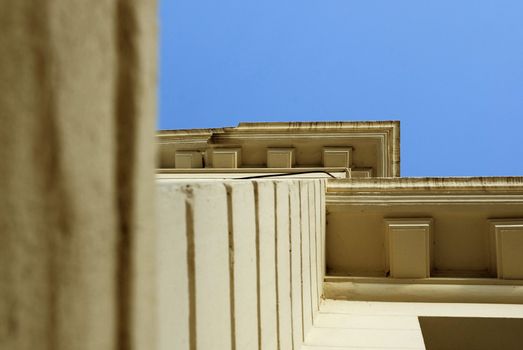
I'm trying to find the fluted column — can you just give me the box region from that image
[0,1,157,349]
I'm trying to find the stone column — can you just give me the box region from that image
[0,1,157,350]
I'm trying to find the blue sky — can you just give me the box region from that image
[158,1,523,176]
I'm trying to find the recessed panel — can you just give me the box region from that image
[490,220,523,279]
[212,148,241,168]
[175,151,203,169]
[385,219,433,278]
[499,229,523,279]
[351,168,373,178]
[267,148,295,168]
[323,147,353,168]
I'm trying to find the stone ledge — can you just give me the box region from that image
[324,279,523,304]
[327,176,523,193]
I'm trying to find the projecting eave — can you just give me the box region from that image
[326,176,523,206]
[157,121,400,176]
[328,176,523,193]
[325,176,523,302]
[157,128,225,145]
[235,120,399,131]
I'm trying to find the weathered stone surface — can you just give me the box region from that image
[225,182,258,349]
[0,1,157,349]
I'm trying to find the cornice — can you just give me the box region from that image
[326,177,523,206]
[157,167,349,176]
[157,128,224,136]
[158,121,399,139]
[323,279,523,303]
[327,177,523,193]
[157,121,401,176]
[157,129,219,144]
[234,120,399,132]
[226,121,399,177]
[325,275,523,286]
[327,194,523,206]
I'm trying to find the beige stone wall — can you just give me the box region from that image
[0,1,157,349]
[156,179,326,350]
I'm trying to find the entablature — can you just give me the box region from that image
[325,176,523,283]
[156,121,400,177]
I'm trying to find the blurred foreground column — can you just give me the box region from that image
[0,1,157,350]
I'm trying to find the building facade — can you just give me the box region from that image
[157,121,523,350]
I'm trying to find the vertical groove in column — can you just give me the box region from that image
[116,211,132,350]
[314,181,321,308]
[320,181,324,286]
[184,189,196,350]
[298,182,304,341]
[308,183,315,320]
[253,182,262,350]
[288,190,295,350]
[225,185,237,350]
[312,182,318,306]
[114,1,141,349]
[273,183,281,349]
[114,26,135,347]
[322,180,326,285]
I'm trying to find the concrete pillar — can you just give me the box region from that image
[0,1,157,349]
